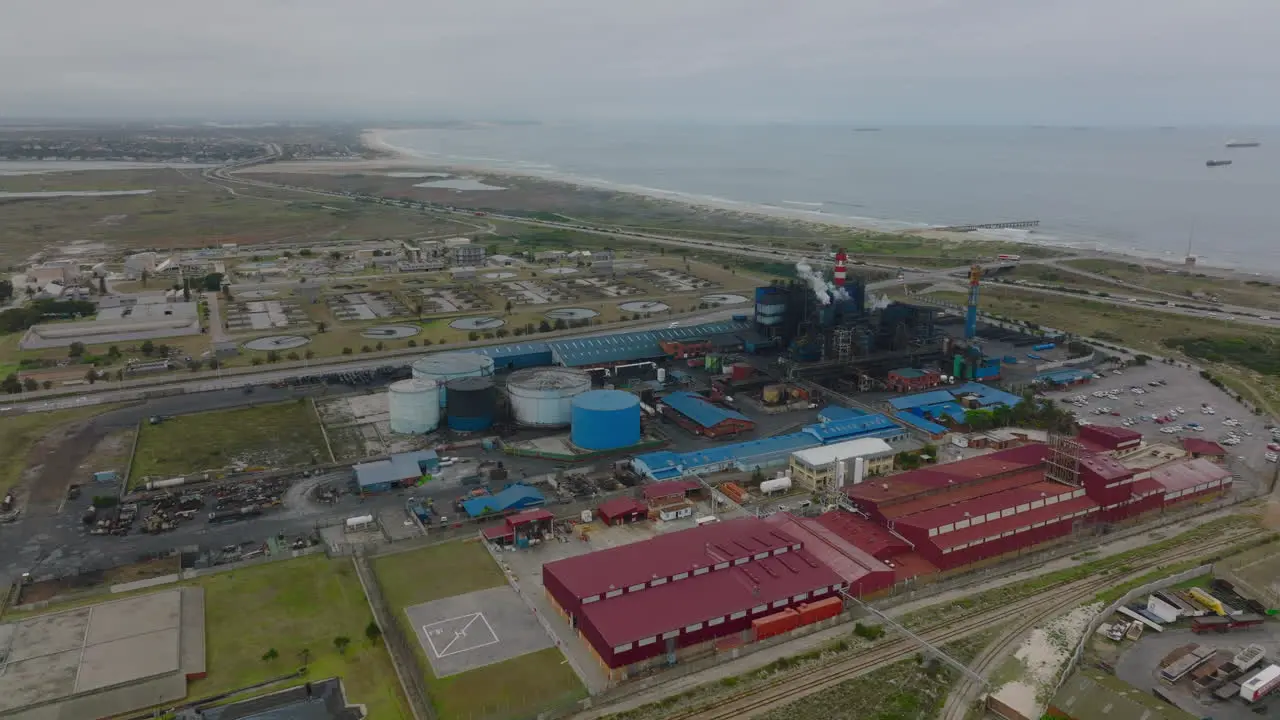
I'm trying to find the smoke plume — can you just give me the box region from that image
[795,262,831,305]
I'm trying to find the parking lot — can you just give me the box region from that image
[1051,363,1277,472]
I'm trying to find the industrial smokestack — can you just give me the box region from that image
[833,249,848,287]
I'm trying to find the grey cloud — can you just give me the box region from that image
[1,0,1276,123]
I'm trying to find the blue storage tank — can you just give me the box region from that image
[571,390,641,450]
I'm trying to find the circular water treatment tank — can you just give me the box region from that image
[571,390,641,451]
[412,352,496,406]
[388,379,441,434]
[446,376,497,432]
[506,367,592,428]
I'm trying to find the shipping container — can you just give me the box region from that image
[797,596,843,625]
[752,609,800,640]
[1032,343,1057,351]
[1003,355,1018,364]
[720,482,747,503]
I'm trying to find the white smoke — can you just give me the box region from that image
[796,262,831,305]
[796,261,852,306]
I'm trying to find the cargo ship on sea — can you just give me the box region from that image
[1226,140,1261,148]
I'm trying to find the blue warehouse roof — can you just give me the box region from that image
[893,411,949,436]
[632,432,820,479]
[802,413,901,443]
[817,405,866,423]
[462,484,545,517]
[1036,368,1093,384]
[661,391,752,429]
[471,342,553,369]
[888,382,1025,412]
[549,320,750,367]
[913,401,968,424]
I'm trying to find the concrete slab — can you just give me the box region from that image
[407,586,553,677]
[76,629,181,692]
[6,608,90,662]
[179,587,207,677]
[84,589,180,645]
[0,650,80,711]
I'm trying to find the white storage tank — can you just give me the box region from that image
[412,352,495,406]
[506,367,592,428]
[760,476,792,495]
[388,379,441,434]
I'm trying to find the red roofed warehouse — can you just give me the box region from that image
[596,497,648,526]
[481,508,554,546]
[541,517,847,677]
[1077,424,1143,454]
[886,368,942,393]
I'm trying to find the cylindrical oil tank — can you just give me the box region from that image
[412,352,495,406]
[571,389,641,451]
[446,376,497,432]
[388,379,441,434]
[506,367,592,428]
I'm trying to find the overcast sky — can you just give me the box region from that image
[2,0,1277,124]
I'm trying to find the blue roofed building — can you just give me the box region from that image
[660,391,756,438]
[353,450,439,493]
[817,406,866,423]
[884,382,1026,429]
[1034,368,1094,387]
[471,342,553,371]
[461,484,545,517]
[632,433,821,480]
[892,411,950,438]
[549,320,750,368]
[802,413,907,445]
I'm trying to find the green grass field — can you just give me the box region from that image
[373,542,587,720]
[129,400,328,483]
[191,554,411,719]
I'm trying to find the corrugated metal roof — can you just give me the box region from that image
[929,495,1098,551]
[641,480,701,501]
[472,342,552,360]
[813,511,912,559]
[543,516,802,601]
[880,469,1046,520]
[632,433,822,479]
[888,389,956,410]
[1150,458,1232,493]
[893,411,948,435]
[1052,668,1199,720]
[661,391,751,429]
[353,450,438,488]
[895,480,1082,532]
[597,497,647,519]
[580,545,843,648]
[888,382,1023,411]
[549,321,749,367]
[763,513,892,589]
[914,401,968,423]
[817,406,865,423]
[1080,452,1132,482]
[845,444,1048,506]
[461,484,544,516]
[802,414,901,443]
[1180,438,1226,456]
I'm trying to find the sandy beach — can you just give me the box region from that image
[243,129,1273,282]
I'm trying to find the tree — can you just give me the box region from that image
[107,345,121,359]
[329,250,343,261]
[41,380,52,390]
[187,359,202,372]
[317,321,328,334]
[504,300,513,314]
[553,318,567,331]
[266,350,280,363]
[140,269,149,288]
[468,331,480,341]
[495,329,508,339]
[538,320,551,333]
[98,275,107,294]
[155,343,170,357]
[140,340,155,356]
[1,374,20,394]
[304,349,315,360]
[286,351,300,361]
[342,347,353,355]
[208,358,220,370]
[360,345,372,353]
[182,277,191,302]
[68,342,85,358]
[0,279,11,302]
[262,648,279,662]
[333,636,351,655]
[251,357,263,366]
[406,339,417,347]
[365,621,382,644]
[24,377,39,392]
[374,341,384,351]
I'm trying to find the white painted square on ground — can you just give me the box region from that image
[422,612,499,658]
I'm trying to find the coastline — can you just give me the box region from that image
[337,129,1265,279]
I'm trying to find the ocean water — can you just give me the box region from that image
[380,125,1280,272]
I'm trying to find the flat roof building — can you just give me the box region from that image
[790,437,895,493]
[542,516,846,676]
[353,450,439,492]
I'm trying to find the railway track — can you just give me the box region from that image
[649,528,1263,720]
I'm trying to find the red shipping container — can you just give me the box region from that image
[797,596,843,625]
[752,609,800,640]
[731,363,753,382]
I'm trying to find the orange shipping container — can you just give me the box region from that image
[752,609,800,640]
[721,482,747,503]
[797,596,843,625]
